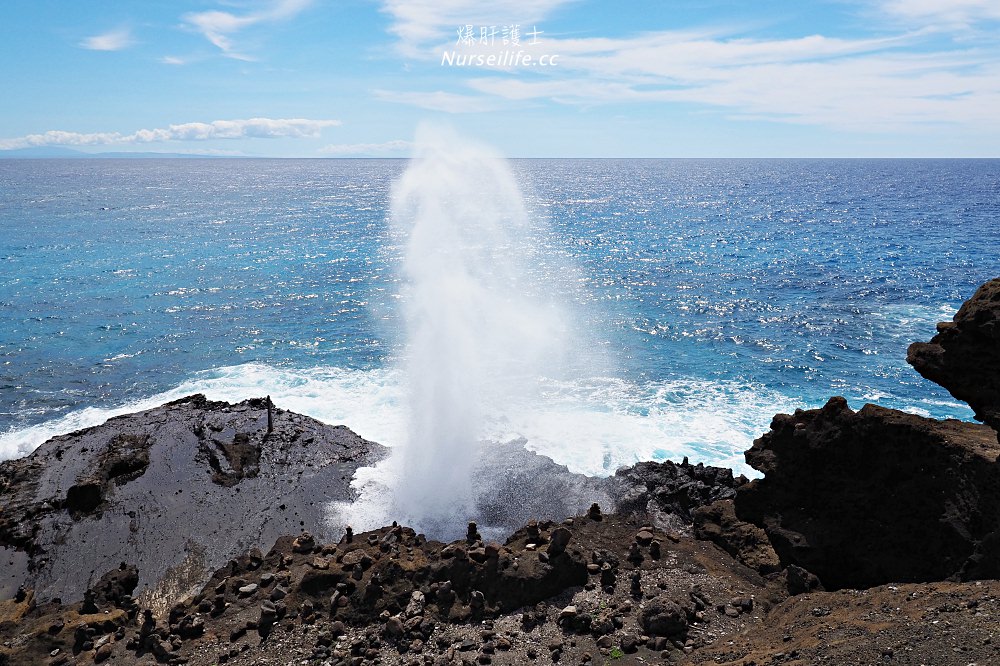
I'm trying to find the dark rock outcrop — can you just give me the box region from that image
[472,441,612,535]
[90,563,139,608]
[640,593,692,638]
[0,394,385,611]
[693,499,780,575]
[908,277,1000,437]
[607,457,745,531]
[736,396,1000,589]
[472,444,745,537]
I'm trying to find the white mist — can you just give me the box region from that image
[388,124,578,535]
[328,125,606,539]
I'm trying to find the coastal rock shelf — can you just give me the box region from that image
[0,395,386,612]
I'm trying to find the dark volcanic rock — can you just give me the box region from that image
[640,593,691,637]
[91,562,139,607]
[693,499,780,575]
[607,457,745,530]
[737,396,1000,589]
[0,512,781,666]
[195,518,589,631]
[908,277,1000,437]
[472,443,744,537]
[0,394,385,611]
[472,441,612,535]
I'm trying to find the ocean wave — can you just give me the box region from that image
[874,302,957,336]
[0,363,801,477]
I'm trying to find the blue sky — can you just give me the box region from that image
[1,0,998,157]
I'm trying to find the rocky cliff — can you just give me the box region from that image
[699,277,1000,591]
[908,277,1000,437]
[736,398,999,589]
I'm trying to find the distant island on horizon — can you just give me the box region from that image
[0,146,240,159]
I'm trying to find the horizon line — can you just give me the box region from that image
[2,155,999,160]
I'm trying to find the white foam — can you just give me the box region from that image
[1,393,193,461]
[490,376,796,477]
[0,364,406,462]
[1,363,786,481]
[325,373,793,538]
[875,302,958,336]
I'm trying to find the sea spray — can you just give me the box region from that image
[332,125,601,538]
[392,125,588,534]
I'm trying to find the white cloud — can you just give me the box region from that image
[79,28,134,51]
[549,30,919,76]
[370,0,999,133]
[379,0,575,56]
[319,140,413,155]
[0,118,340,151]
[160,56,187,65]
[182,0,314,59]
[373,89,498,113]
[879,0,1000,28]
[374,25,998,131]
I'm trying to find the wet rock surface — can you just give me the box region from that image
[470,441,613,536]
[908,277,1000,436]
[607,458,746,532]
[468,442,742,539]
[0,394,386,612]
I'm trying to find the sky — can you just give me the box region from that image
[1,0,998,157]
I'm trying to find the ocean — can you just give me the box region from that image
[1,158,998,476]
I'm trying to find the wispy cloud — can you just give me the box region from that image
[879,0,1000,29]
[466,51,1000,129]
[379,0,575,56]
[159,56,187,66]
[573,31,998,129]
[319,140,413,155]
[547,30,919,75]
[182,0,314,60]
[373,89,498,113]
[380,23,1000,131]
[79,28,134,51]
[0,117,340,151]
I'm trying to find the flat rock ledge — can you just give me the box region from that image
[0,394,386,613]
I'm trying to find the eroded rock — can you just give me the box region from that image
[737,396,1000,588]
[908,277,1000,438]
[693,499,780,575]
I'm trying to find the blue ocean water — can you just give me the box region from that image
[1,158,998,475]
